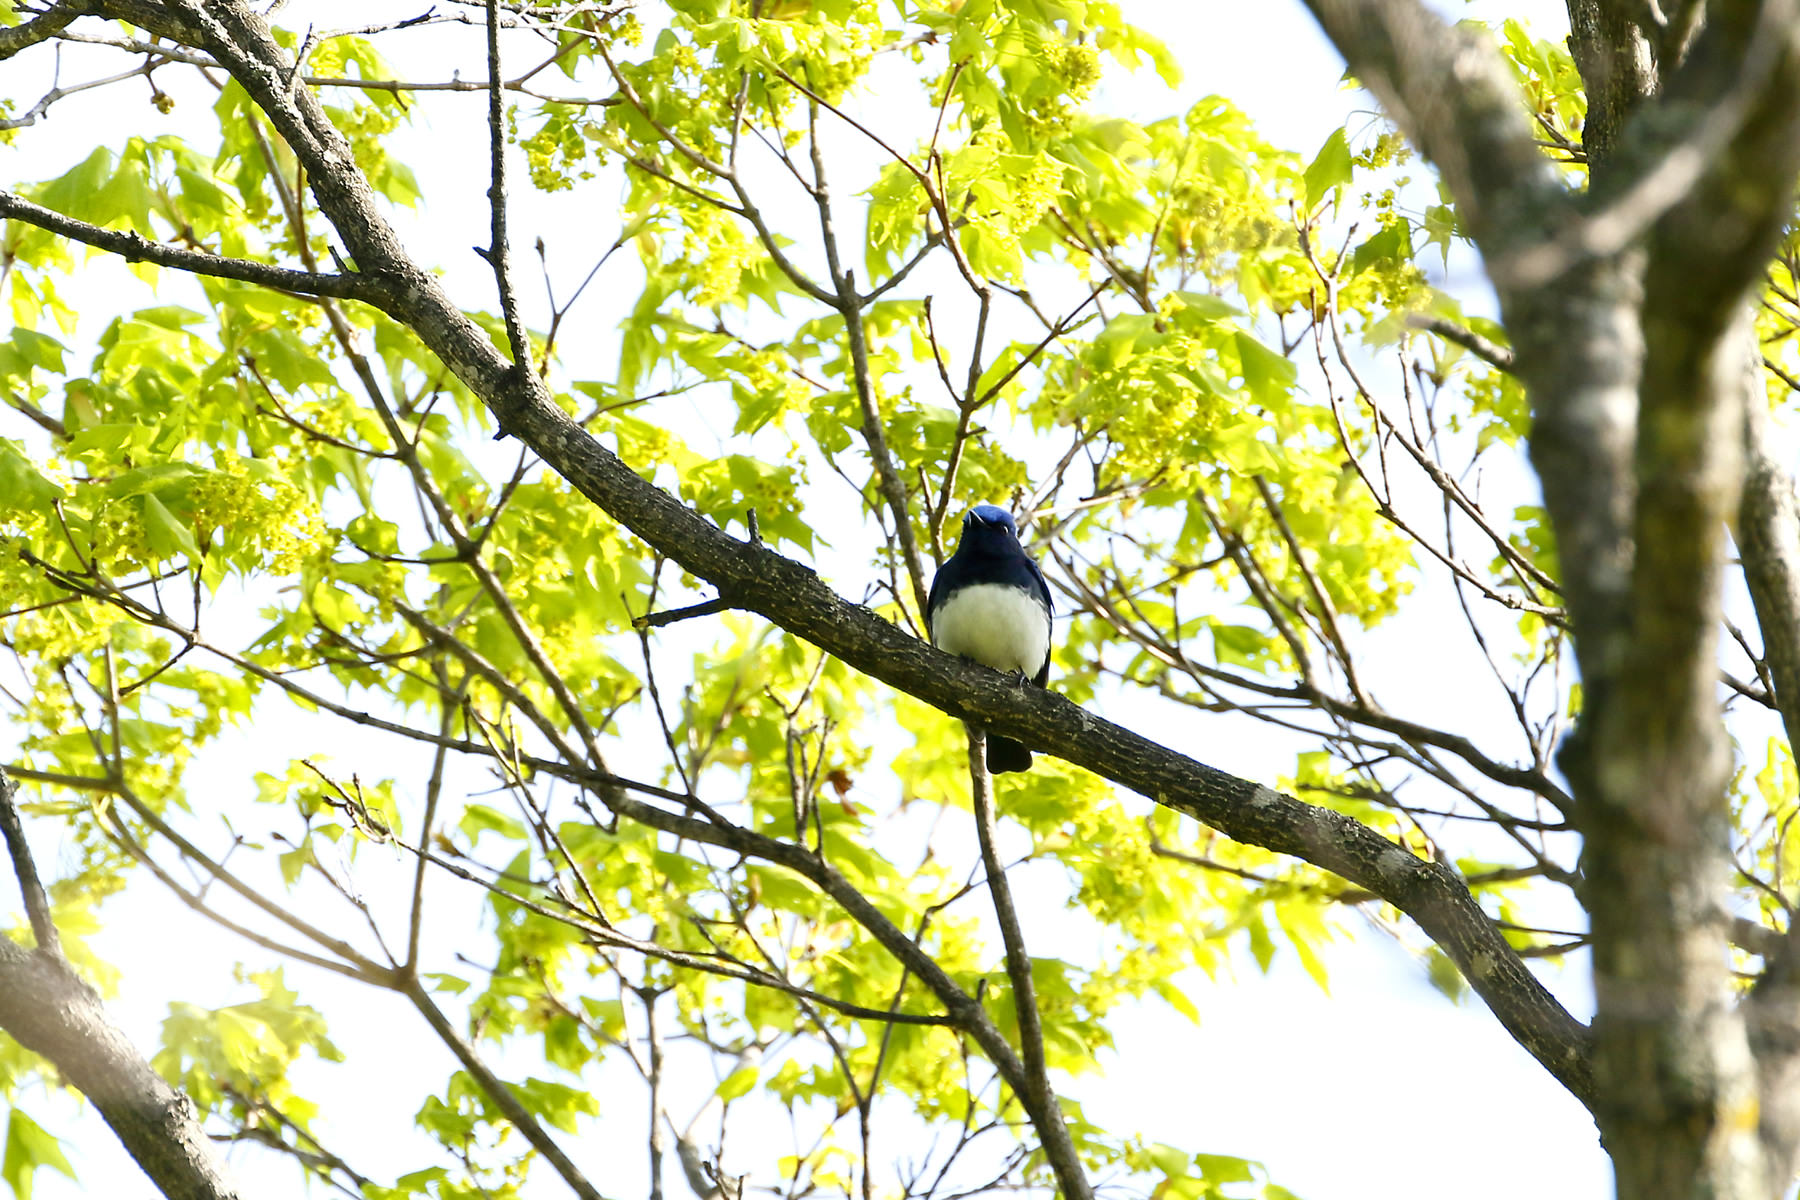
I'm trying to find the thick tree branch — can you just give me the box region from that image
[1583,301,1757,1195]
[1566,0,1660,166]
[1507,1,1793,290]
[0,0,82,59]
[0,940,245,1200]
[1583,5,1800,1189]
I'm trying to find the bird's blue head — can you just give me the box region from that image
[966,504,1017,533]
[958,505,1022,554]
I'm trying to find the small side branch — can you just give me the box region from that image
[0,190,384,301]
[1408,313,1516,371]
[482,0,531,370]
[0,768,59,957]
[635,513,759,628]
[635,597,732,629]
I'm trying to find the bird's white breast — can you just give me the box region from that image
[931,583,1050,676]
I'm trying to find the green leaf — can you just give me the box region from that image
[715,1065,759,1102]
[459,804,527,844]
[108,462,203,498]
[1246,908,1276,972]
[278,845,309,887]
[1351,221,1411,275]
[1426,947,1468,1002]
[2,328,65,374]
[1153,978,1200,1023]
[1194,1153,1257,1184]
[1302,128,1352,208]
[581,998,627,1040]
[1211,622,1271,669]
[509,1077,599,1134]
[1172,291,1244,323]
[141,493,201,561]
[1146,1142,1190,1177]
[2,1110,77,1200]
[0,441,62,510]
[1234,332,1297,406]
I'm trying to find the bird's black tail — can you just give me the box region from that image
[987,735,1032,774]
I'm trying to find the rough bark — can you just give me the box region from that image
[0,943,243,1200]
[1585,8,1800,1195]
[0,0,83,60]
[1566,0,1661,164]
[1583,303,1759,1197]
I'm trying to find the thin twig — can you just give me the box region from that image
[406,678,465,971]
[1253,474,1371,706]
[1408,314,1515,371]
[484,0,532,370]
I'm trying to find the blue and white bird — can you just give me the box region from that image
[926,504,1053,774]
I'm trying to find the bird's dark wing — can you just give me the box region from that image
[1022,554,1053,618]
[1023,553,1053,686]
[925,555,954,638]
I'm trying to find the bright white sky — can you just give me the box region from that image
[2,1,1617,1198]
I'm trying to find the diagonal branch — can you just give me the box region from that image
[403,976,608,1200]
[0,937,246,1200]
[1408,314,1515,371]
[0,190,386,302]
[0,767,59,956]
[0,781,242,1200]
